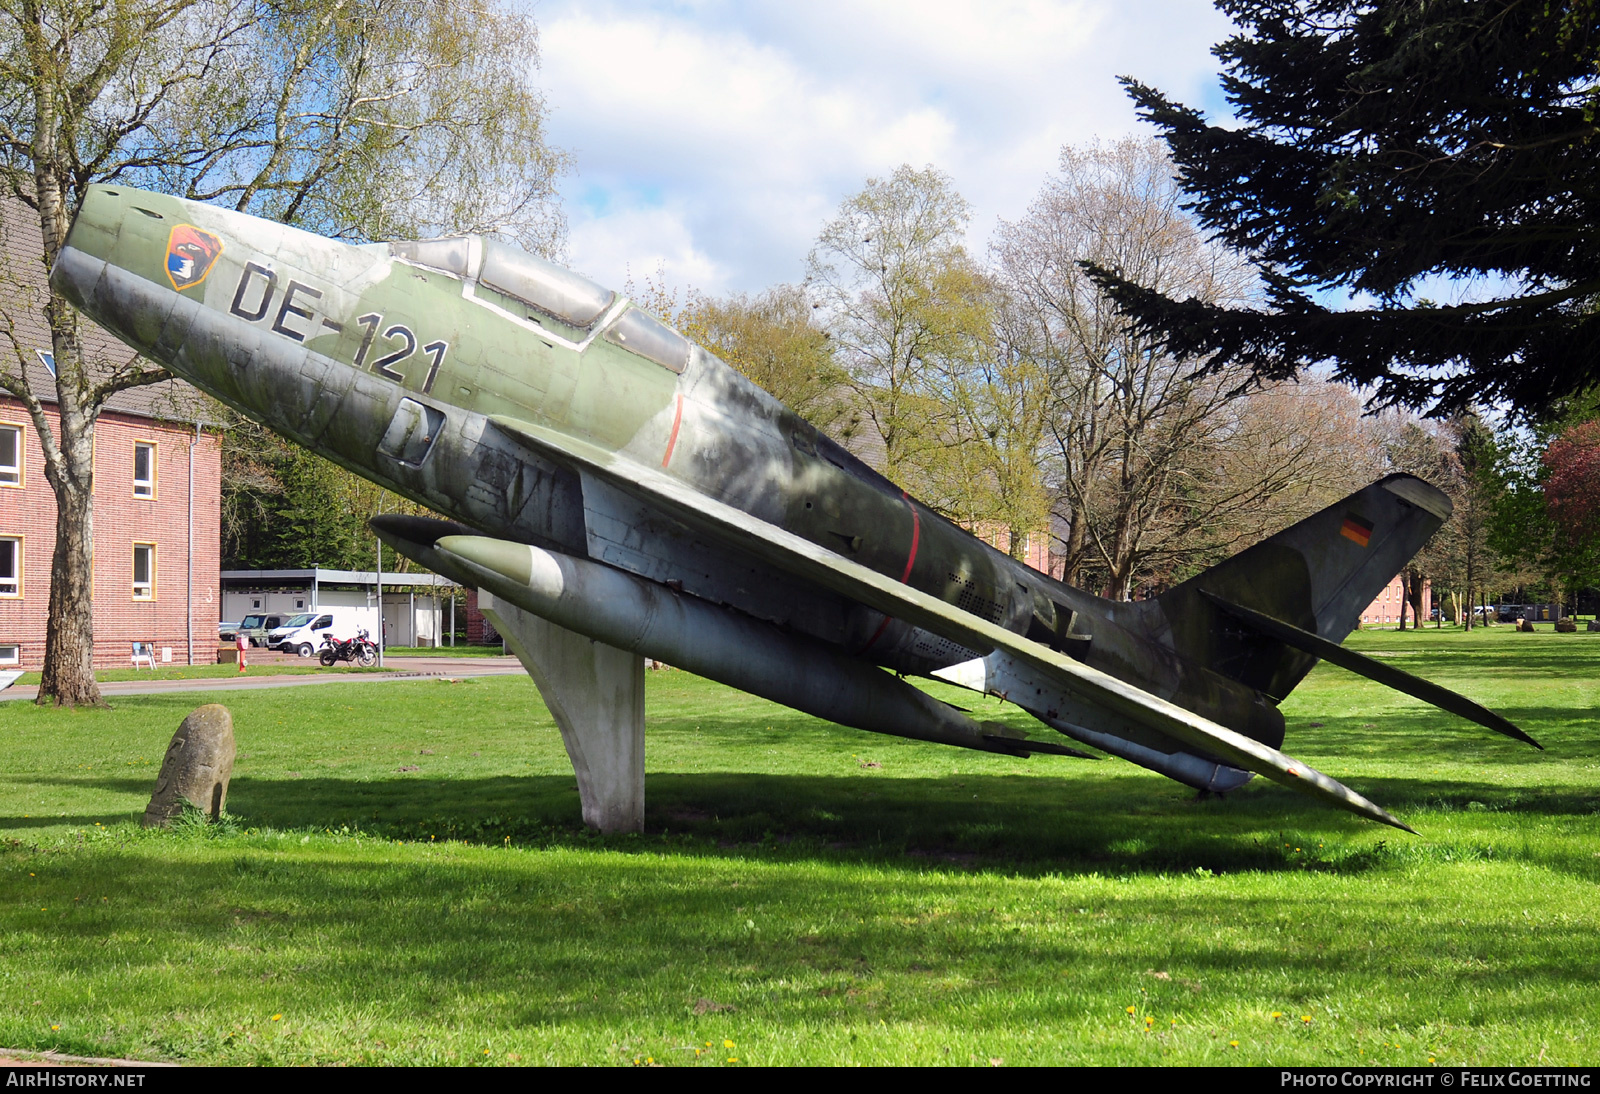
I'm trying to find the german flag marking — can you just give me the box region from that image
[1340,513,1374,547]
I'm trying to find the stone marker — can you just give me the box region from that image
[143,704,236,827]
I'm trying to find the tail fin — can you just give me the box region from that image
[1147,474,1452,701]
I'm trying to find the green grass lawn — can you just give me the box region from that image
[1,624,1596,1065]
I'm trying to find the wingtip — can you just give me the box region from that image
[1494,719,1543,750]
[1350,794,1417,835]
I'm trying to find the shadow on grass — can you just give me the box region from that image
[17,767,1600,879]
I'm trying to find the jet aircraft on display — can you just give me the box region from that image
[51,187,1540,833]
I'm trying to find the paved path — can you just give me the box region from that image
[1,655,526,703]
[0,1048,176,1067]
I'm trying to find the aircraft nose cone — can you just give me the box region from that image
[50,187,123,305]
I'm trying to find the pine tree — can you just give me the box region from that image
[1091,0,1600,417]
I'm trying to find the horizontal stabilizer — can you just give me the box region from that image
[1201,590,1541,750]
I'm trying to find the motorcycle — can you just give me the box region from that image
[319,628,379,667]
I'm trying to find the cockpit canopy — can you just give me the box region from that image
[390,236,615,329]
[390,235,693,373]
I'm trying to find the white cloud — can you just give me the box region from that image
[565,202,725,294]
[534,0,1235,296]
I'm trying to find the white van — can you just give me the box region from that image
[266,609,367,657]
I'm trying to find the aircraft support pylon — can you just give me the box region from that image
[479,590,645,834]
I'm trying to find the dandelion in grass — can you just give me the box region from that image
[1302,1015,1312,1024]
[271,1014,282,1021]
[724,1039,735,1048]
[1229,1040,1239,1048]
[50,1025,59,1031]
[1125,1005,1137,1015]
[1271,1011,1283,1019]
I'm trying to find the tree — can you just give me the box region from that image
[677,285,856,439]
[806,165,992,492]
[222,422,433,572]
[1485,410,1600,605]
[940,288,1054,559]
[992,138,1360,599]
[1092,0,1600,419]
[1377,419,1452,627]
[1542,421,1600,547]
[1446,416,1507,628]
[0,0,565,705]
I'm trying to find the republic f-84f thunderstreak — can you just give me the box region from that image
[52,186,1539,833]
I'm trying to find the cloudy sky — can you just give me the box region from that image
[532,0,1238,297]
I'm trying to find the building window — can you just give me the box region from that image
[132,542,155,600]
[36,349,55,376]
[0,423,21,486]
[0,537,19,597]
[0,644,18,666]
[133,441,156,498]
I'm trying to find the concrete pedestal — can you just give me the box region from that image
[478,590,645,833]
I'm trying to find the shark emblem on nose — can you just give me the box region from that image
[164,224,223,291]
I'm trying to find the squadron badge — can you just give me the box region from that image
[165,224,224,291]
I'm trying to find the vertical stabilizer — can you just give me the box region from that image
[1148,474,1451,700]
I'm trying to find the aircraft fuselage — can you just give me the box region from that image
[52,186,1284,758]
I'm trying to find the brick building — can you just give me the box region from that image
[0,206,222,671]
[1359,573,1432,629]
[965,522,1054,576]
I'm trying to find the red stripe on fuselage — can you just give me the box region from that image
[661,394,684,469]
[860,493,921,654]
[900,492,921,582]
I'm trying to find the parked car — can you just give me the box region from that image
[218,621,240,642]
[267,609,368,657]
[235,613,289,647]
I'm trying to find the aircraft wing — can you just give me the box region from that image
[487,414,1414,832]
